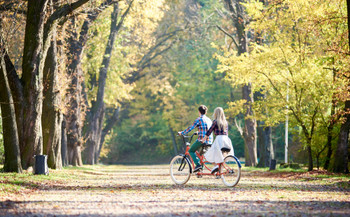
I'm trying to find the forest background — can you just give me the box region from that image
[0,0,349,173]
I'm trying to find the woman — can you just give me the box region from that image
[200,107,234,174]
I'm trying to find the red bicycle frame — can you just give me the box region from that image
[184,143,227,176]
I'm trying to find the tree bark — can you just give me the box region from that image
[3,53,24,156]
[0,49,22,173]
[61,116,68,167]
[307,142,313,171]
[332,100,350,173]
[324,102,335,170]
[323,131,333,170]
[20,0,49,169]
[257,123,274,167]
[65,16,85,166]
[242,83,257,166]
[98,107,120,159]
[42,24,63,169]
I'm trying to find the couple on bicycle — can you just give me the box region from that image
[178,105,234,174]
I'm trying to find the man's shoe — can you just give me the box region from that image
[211,165,219,174]
[193,165,202,173]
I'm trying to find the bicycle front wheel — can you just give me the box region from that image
[170,155,191,185]
[221,155,241,187]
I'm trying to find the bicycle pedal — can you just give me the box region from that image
[215,175,221,179]
[196,174,203,178]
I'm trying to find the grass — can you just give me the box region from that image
[241,165,307,173]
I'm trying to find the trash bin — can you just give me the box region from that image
[34,155,49,175]
[269,159,276,171]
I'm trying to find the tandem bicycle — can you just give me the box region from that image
[169,132,241,187]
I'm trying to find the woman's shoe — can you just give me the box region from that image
[211,165,219,174]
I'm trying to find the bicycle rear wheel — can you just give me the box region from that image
[170,155,191,185]
[221,155,241,187]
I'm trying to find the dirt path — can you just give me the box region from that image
[1,165,349,216]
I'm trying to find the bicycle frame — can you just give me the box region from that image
[181,134,228,176]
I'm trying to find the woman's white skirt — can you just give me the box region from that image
[204,135,234,164]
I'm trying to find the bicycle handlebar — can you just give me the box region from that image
[178,132,198,144]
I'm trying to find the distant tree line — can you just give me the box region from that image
[0,0,349,174]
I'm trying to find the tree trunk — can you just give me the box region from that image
[267,126,274,163]
[307,143,313,172]
[324,98,336,170]
[0,50,22,173]
[257,123,273,167]
[3,53,24,157]
[98,107,120,159]
[42,26,63,169]
[244,142,251,166]
[61,116,68,167]
[21,0,49,169]
[169,124,178,155]
[332,100,350,173]
[324,125,334,170]
[242,83,258,166]
[66,17,85,166]
[255,89,274,167]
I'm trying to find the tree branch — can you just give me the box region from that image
[114,0,134,33]
[43,0,91,52]
[216,25,239,50]
[234,117,243,136]
[0,1,26,14]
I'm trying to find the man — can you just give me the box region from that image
[178,105,213,172]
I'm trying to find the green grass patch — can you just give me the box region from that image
[242,165,307,173]
[63,165,95,171]
[270,167,307,173]
[241,166,269,172]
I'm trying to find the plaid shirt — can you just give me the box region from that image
[181,115,213,144]
[206,120,228,136]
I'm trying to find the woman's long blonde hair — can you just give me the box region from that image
[213,107,227,131]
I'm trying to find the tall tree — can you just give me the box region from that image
[0,36,22,172]
[20,0,49,168]
[42,14,63,169]
[84,1,134,164]
[223,0,257,166]
[64,0,115,166]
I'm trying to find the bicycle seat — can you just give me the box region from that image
[198,144,211,155]
[203,144,212,148]
[221,148,231,153]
